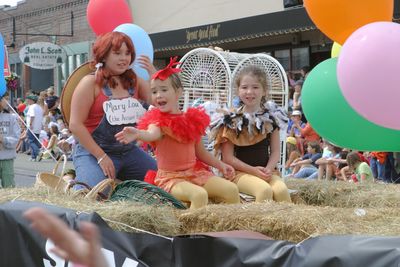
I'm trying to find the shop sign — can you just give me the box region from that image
[186,23,221,44]
[19,42,66,69]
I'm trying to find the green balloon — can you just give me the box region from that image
[302,58,400,151]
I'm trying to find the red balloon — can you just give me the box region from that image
[87,0,133,36]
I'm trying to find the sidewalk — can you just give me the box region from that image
[15,153,74,173]
[13,153,74,187]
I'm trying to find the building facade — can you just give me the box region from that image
[1,0,399,97]
[1,0,94,97]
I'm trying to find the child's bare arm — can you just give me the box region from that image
[115,124,162,143]
[315,158,329,165]
[332,158,347,164]
[195,141,235,179]
[340,166,350,180]
[137,124,162,142]
[291,158,312,167]
[266,129,280,171]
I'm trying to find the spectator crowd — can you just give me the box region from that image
[283,66,400,184]
[12,87,75,164]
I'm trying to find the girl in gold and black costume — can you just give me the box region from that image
[210,66,291,202]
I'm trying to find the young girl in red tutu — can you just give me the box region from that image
[115,58,240,209]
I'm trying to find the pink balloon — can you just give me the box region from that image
[337,22,400,130]
[87,0,133,36]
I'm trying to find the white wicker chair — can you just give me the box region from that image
[179,48,289,172]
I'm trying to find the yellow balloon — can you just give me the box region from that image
[331,42,342,58]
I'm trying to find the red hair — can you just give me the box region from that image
[90,31,137,90]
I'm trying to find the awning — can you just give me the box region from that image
[150,7,316,53]
[150,2,400,53]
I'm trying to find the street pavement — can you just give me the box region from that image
[13,153,74,187]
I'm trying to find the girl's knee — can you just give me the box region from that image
[189,188,208,209]
[272,182,291,203]
[223,183,240,203]
[253,186,273,202]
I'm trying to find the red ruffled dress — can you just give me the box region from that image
[137,108,213,192]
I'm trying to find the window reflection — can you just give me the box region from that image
[283,0,303,8]
[275,49,290,70]
[292,47,309,70]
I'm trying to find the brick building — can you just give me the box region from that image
[1,0,399,98]
[1,0,94,97]
[0,0,318,98]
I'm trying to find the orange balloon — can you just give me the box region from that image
[304,0,394,45]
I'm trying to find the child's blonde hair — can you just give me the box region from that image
[286,142,298,157]
[38,91,47,108]
[234,65,269,105]
[166,73,183,92]
[43,115,51,125]
[346,151,362,170]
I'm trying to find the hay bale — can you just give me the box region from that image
[2,186,400,243]
[286,179,400,208]
[177,202,400,242]
[0,187,181,236]
[95,202,181,236]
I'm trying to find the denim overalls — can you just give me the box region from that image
[73,85,157,188]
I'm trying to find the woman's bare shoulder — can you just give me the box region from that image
[79,74,96,85]
[74,74,98,95]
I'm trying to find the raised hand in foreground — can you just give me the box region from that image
[24,207,108,267]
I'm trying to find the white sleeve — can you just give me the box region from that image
[66,135,75,144]
[2,115,21,149]
[27,106,35,117]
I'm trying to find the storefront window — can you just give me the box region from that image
[275,49,290,70]
[16,63,22,75]
[283,0,303,8]
[292,47,309,70]
[76,53,88,66]
[81,53,88,63]
[68,56,74,75]
[76,54,82,66]
[60,61,68,88]
[16,63,22,97]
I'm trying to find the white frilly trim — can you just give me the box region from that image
[264,100,288,134]
[209,101,288,137]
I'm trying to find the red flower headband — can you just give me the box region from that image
[152,56,182,81]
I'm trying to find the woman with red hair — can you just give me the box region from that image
[69,31,157,188]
